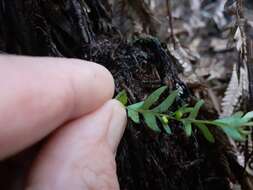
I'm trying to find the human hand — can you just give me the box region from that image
[0,56,127,190]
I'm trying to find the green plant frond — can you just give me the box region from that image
[117,86,253,142]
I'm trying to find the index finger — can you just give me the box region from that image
[0,55,114,159]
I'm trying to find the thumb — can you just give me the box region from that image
[26,100,127,190]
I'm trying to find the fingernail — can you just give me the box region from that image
[107,100,127,154]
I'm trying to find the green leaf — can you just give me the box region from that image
[177,104,194,114]
[127,101,144,110]
[127,102,144,123]
[143,113,161,132]
[210,112,253,140]
[189,100,204,119]
[221,126,246,141]
[128,109,140,123]
[116,90,128,106]
[195,123,215,143]
[152,90,178,112]
[239,128,251,136]
[164,125,172,134]
[242,122,253,127]
[234,111,244,117]
[142,86,167,109]
[213,111,253,132]
[184,120,192,136]
[242,111,253,122]
[214,112,245,128]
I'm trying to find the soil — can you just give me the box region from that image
[0,0,244,189]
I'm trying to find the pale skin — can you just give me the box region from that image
[0,55,127,190]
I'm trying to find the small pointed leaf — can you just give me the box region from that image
[164,125,172,134]
[127,101,144,110]
[143,113,161,132]
[142,86,167,109]
[152,90,178,112]
[177,104,194,114]
[127,102,144,123]
[189,100,204,119]
[239,128,251,136]
[214,112,245,128]
[183,120,192,136]
[234,111,244,117]
[128,109,140,123]
[116,90,128,106]
[195,123,215,143]
[242,111,253,122]
[221,126,245,141]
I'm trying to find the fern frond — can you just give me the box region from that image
[220,64,248,117]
